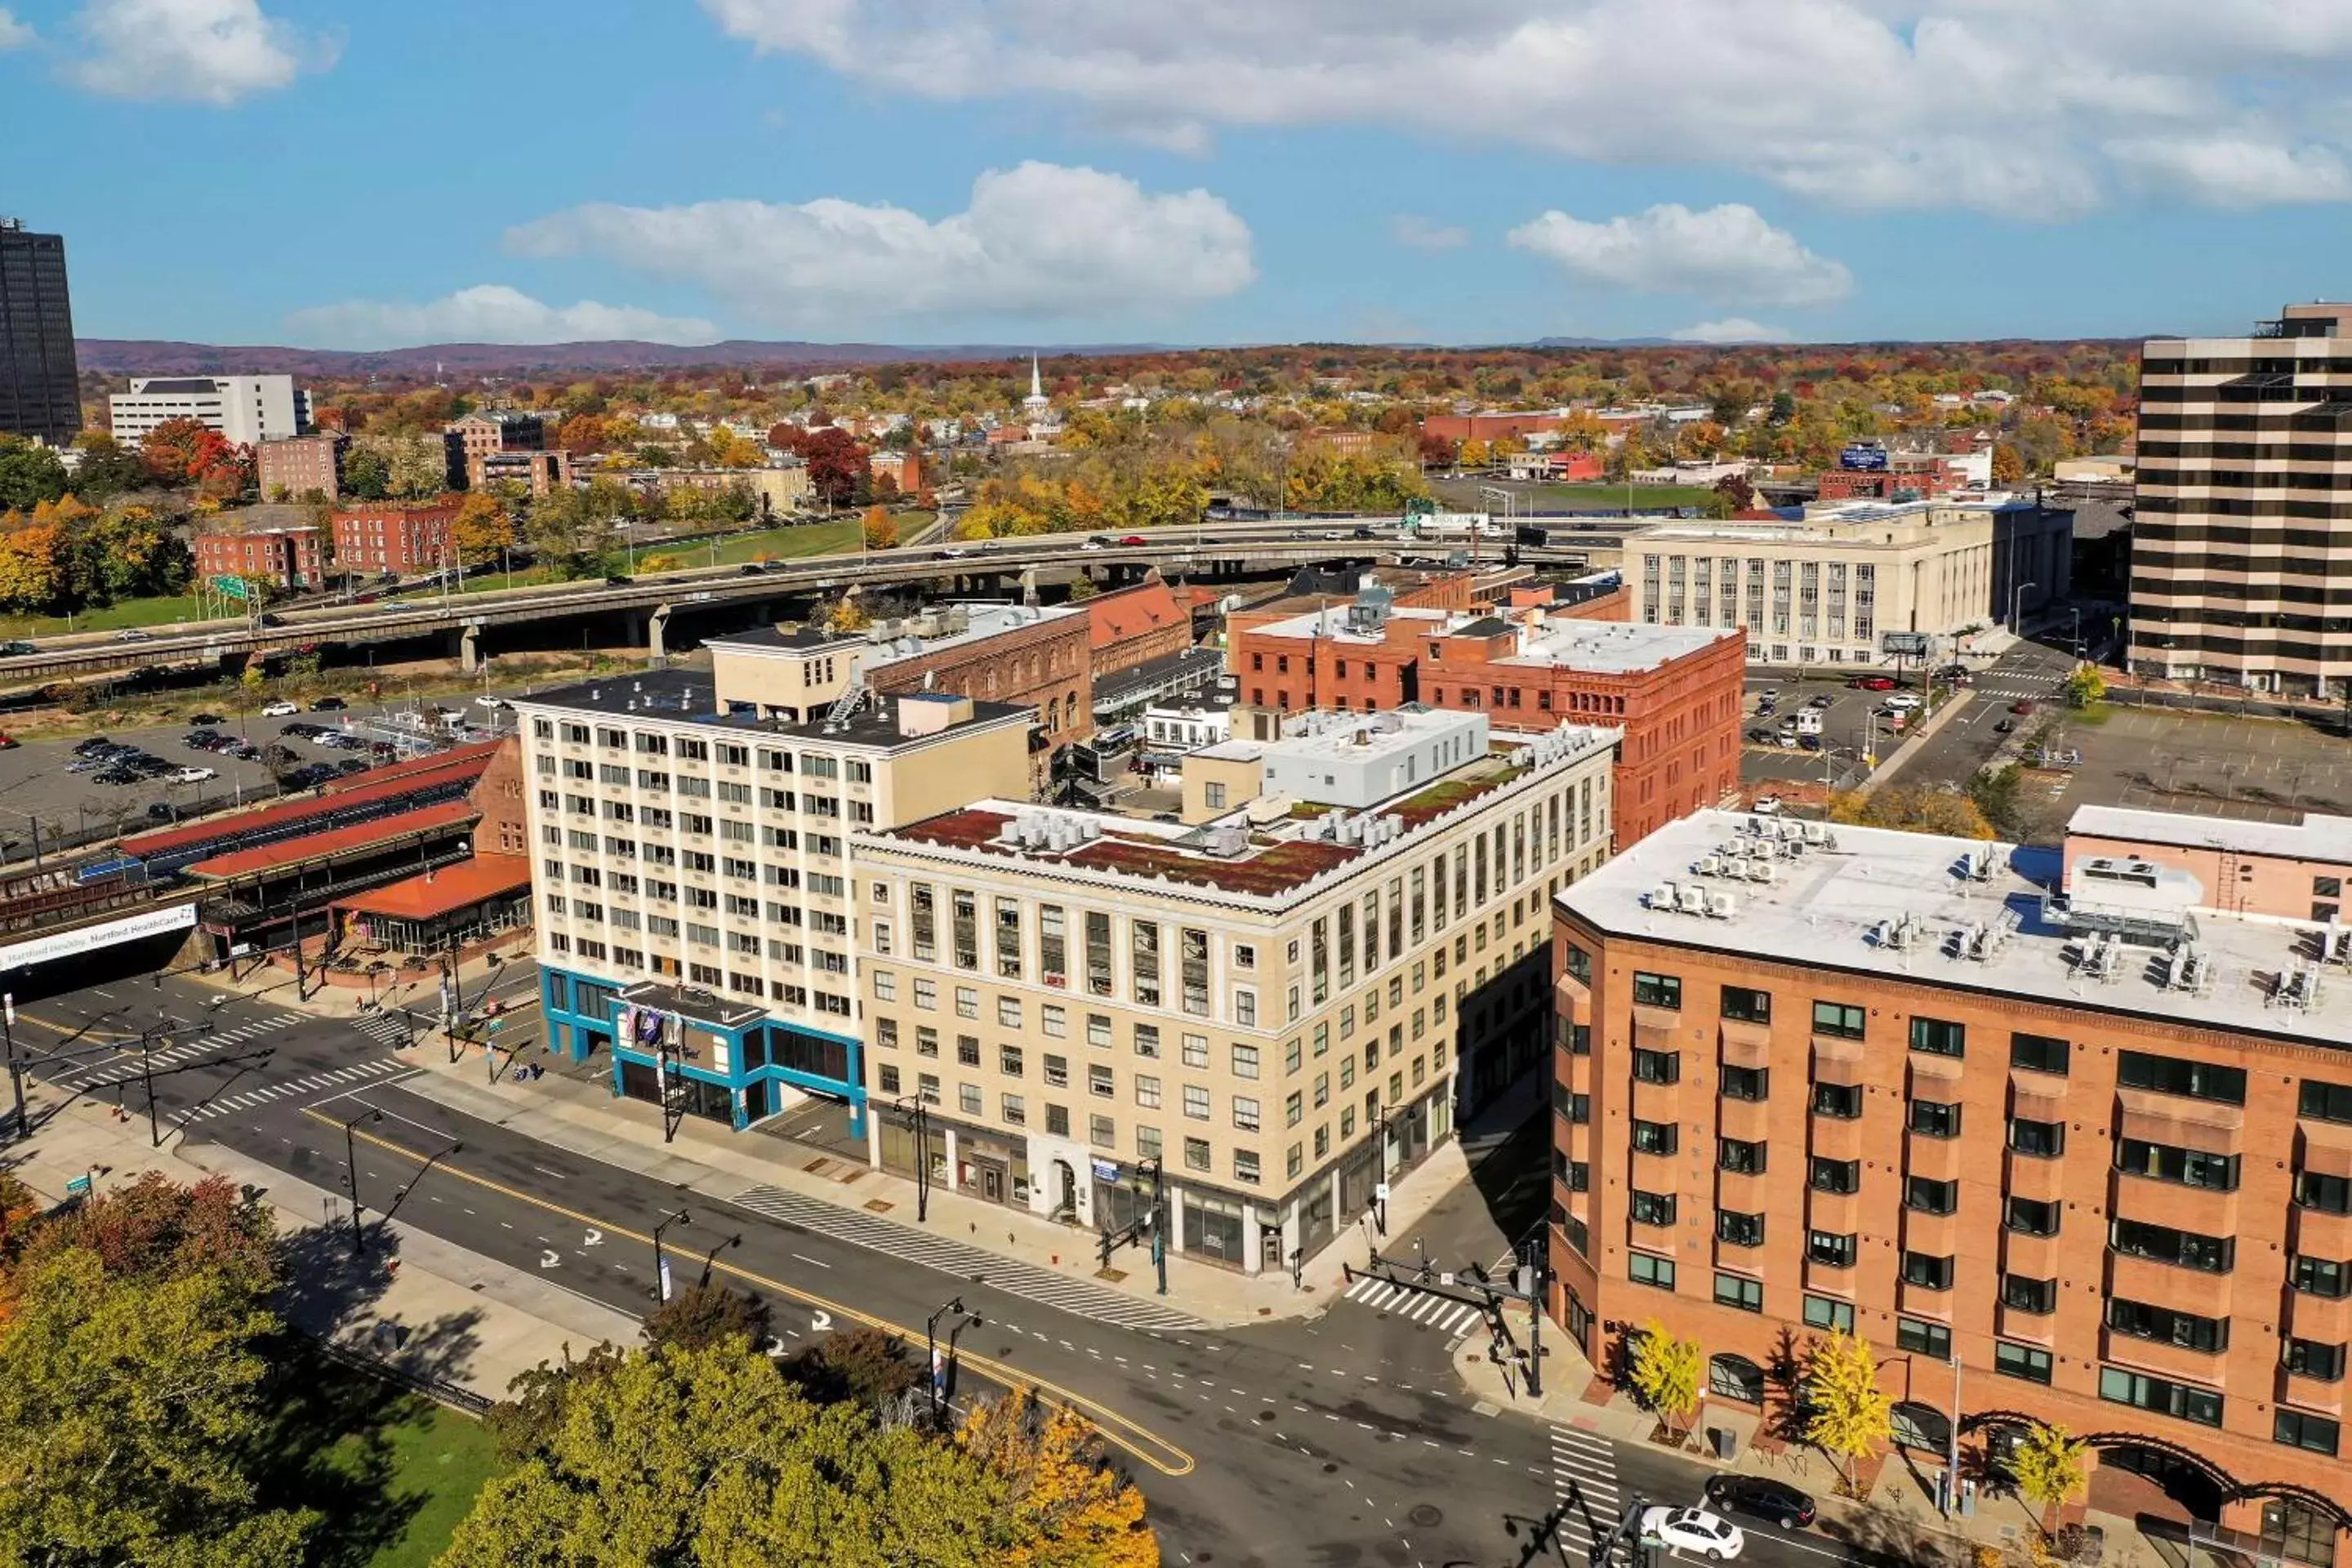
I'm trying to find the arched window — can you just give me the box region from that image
[1708,1353,1766,1405]
[1891,1401,1951,1452]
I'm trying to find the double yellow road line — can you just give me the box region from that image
[302,1107,1196,1477]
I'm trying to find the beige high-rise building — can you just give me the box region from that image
[1630,497,2070,670]
[2133,302,2352,696]
[852,706,1620,1273]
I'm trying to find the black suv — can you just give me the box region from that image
[1703,1477,1815,1530]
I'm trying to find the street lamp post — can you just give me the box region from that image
[652,1208,691,1303]
[2011,579,2038,639]
[341,1107,383,1257]
[2,992,24,1141]
[926,1296,981,1423]
[894,1094,931,1222]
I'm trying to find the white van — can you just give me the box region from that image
[1795,710,1824,737]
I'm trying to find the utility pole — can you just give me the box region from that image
[652,1208,691,1303]
[2,993,23,1142]
[341,1107,383,1257]
[139,1026,171,1148]
[926,1296,979,1423]
[894,1094,930,1221]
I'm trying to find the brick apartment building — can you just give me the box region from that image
[1814,464,1958,502]
[868,449,922,494]
[1553,808,2352,1550]
[466,448,570,496]
[191,525,325,589]
[1229,585,1744,849]
[445,410,545,465]
[255,432,348,501]
[332,501,461,575]
[1085,577,1192,679]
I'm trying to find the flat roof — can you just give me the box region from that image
[2068,804,2352,864]
[702,625,859,654]
[860,603,1085,667]
[332,853,531,921]
[510,668,1029,747]
[1559,808,2352,1055]
[1256,704,1481,766]
[1499,619,1731,675]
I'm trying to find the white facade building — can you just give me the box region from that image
[108,375,310,450]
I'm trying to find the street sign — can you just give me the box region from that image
[1374,1182,1391,1203]
[65,1173,91,1197]
[212,575,249,600]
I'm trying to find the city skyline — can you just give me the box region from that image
[3,0,2352,350]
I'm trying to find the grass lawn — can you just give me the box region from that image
[330,1396,501,1568]
[0,592,219,638]
[644,519,861,567]
[1431,477,1721,512]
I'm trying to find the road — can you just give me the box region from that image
[4,971,1938,1568]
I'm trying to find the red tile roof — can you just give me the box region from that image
[1085,581,1186,650]
[331,853,531,921]
[183,800,478,879]
[119,741,500,859]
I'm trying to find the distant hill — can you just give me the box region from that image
[74,338,1169,378]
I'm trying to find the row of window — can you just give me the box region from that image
[534,719,867,785]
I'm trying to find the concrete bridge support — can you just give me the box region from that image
[1020,566,1041,607]
[648,603,673,662]
[457,622,483,674]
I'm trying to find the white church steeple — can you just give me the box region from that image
[1023,354,1050,416]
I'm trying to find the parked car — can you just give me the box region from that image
[181,733,219,750]
[1746,728,1775,744]
[1798,734,1821,751]
[1993,717,2017,733]
[1752,795,1782,814]
[189,713,223,726]
[74,737,113,757]
[2010,699,2038,715]
[1704,1477,1815,1531]
[171,766,217,784]
[1851,675,1896,691]
[92,768,139,786]
[0,732,16,750]
[260,700,299,717]
[311,696,348,711]
[604,574,633,586]
[1080,540,1105,551]
[334,758,372,776]
[1119,535,1147,546]
[1884,694,1922,711]
[228,743,263,761]
[146,802,176,822]
[1806,694,1834,709]
[474,694,510,709]
[1642,1508,1744,1561]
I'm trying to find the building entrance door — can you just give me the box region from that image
[973,1157,1006,1205]
[1051,1159,1077,1219]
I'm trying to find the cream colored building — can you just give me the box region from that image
[1628,497,2070,670]
[514,665,1031,1136]
[851,707,1621,1273]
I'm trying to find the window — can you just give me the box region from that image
[1233,1097,1260,1133]
[959,1083,982,1116]
[1137,1125,1162,1161]
[2284,1338,2346,1381]
[1134,1024,1161,1060]
[2117,1050,2247,1105]
[2011,1031,2069,1076]
[1183,1137,1211,1173]
[1632,972,1682,1009]
[1134,1074,1162,1110]
[877,1063,901,1094]
[2118,1138,2241,1191]
[1996,1343,2054,1385]
[1183,1085,1210,1121]
[2100,1367,2222,1428]
[1713,1272,1763,1312]
[2274,1410,2341,1456]
[1043,1054,1068,1089]
[2009,1116,2065,1156]
[1808,1231,1858,1267]
[915,1027,939,1058]
[1721,1065,1769,1102]
[1234,1150,1260,1186]
[1090,1116,1117,1149]
[2002,1274,2058,1314]
[1717,1211,1765,1247]
[1896,1319,1951,1360]
[1631,1120,1678,1155]
[1811,1000,1866,1040]
[1087,1014,1113,1049]
[1802,1295,1855,1334]
[1720,986,1771,1023]
[1812,1081,1863,1119]
[1629,1252,1677,1290]
[1633,1048,1682,1085]
[2111,1218,2234,1273]
[1181,1034,1209,1070]
[2005,1196,2060,1236]
[2301,1079,2352,1124]
[1905,1176,1958,1214]
[1232,1045,1261,1080]
[1809,1157,1860,1194]
[998,996,1022,1030]
[1089,1064,1114,1098]
[1564,943,1591,983]
[1630,1190,1677,1226]
[2108,1298,2227,1352]
[1717,1137,1766,1174]
[1909,1017,1965,1058]
[1047,1105,1070,1137]
[2295,1256,2350,1297]
[2299,1171,2352,1214]
[1909,1099,1962,1138]
[955,986,979,1020]
[1000,1045,1024,1077]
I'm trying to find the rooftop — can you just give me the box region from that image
[871,721,1616,904]
[332,853,532,921]
[1559,808,2352,1055]
[1498,618,1731,675]
[510,668,1028,749]
[2068,804,2352,865]
[185,799,478,880]
[862,602,1085,667]
[705,625,861,654]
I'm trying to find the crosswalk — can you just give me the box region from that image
[1546,1422,1624,1551]
[352,1010,416,1049]
[1338,1273,1488,1342]
[180,1056,412,1121]
[728,1183,1208,1334]
[51,1012,305,1093]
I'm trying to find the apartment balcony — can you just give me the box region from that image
[2002,1147,2069,1206]
[2106,1251,2235,1316]
[2100,1328,2231,1388]
[1630,1076,1682,1125]
[2110,1170,2238,1241]
[2291,1204,2352,1263]
[2001,1230,2065,1281]
[2280,1368,2346,1419]
[1810,1116,1865,1164]
[1714,1168,1771,1216]
[1904,1134,1966,1186]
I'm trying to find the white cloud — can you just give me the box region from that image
[1508,203,1851,308]
[699,0,2352,215]
[283,286,719,350]
[505,161,1255,328]
[1391,215,1469,250]
[2105,136,2352,206]
[1668,318,1794,344]
[0,9,34,49]
[66,0,332,105]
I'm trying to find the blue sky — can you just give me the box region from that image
[6,0,2352,349]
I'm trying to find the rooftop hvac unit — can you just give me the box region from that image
[1675,884,1708,915]
[1692,855,1725,879]
[1646,881,1680,911]
[1745,859,1775,884]
[1704,889,1737,919]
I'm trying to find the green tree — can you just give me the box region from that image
[0,439,69,512]
[1803,1329,1893,1490]
[641,1281,770,1352]
[2011,1422,2090,1538]
[344,445,391,501]
[1628,1320,1704,1436]
[2063,665,2106,709]
[0,1243,314,1566]
[448,492,515,568]
[960,1390,1159,1568]
[778,1325,919,1409]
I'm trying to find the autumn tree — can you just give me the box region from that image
[449,492,515,568]
[960,1389,1159,1568]
[65,433,149,503]
[779,1325,920,1409]
[2011,1422,2090,1538]
[641,1281,771,1352]
[0,515,68,612]
[827,595,872,633]
[705,425,764,468]
[1990,443,2025,486]
[2063,665,2106,709]
[1824,786,1995,840]
[137,417,232,484]
[1628,1320,1704,1437]
[800,426,871,509]
[1803,1329,1893,1490]
[862,506,898,550]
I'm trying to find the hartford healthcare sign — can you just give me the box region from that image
[0,902,196,973]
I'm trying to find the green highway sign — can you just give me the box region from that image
[212,575,249,600]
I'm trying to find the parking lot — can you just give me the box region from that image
[0,695,518,866]
[1739,673,1964,791]
[1993,704,2352,844]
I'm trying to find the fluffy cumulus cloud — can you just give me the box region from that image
[1390,215,1468,250]
[504,162,1255,328]
[0,9,33,49]
[283,286,719,350]
[2105,136,2352,206]
[1507,203,1851,308]
[1668,318,1794,344]
[700,0,2352,215]
[66,0,332,105]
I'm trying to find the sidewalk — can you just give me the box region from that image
[2,1079,635,1404]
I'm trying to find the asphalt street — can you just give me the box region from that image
[6,971,1936,1568]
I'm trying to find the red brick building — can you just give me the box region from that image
[1815,465,1958,501]
[465,448,571,496]
[333,501,461,574]
[1420,412,1567,444]
[191,525,326,589]
[1229,590,1743,849]
[255,433,347,501]
[868,449,922,494]
[1084,577,1192,678]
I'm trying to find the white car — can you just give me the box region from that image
[261,700,299,717]
[1642,1507,1744,1561]
[170,766,216,784]
[474,694,510,710]
[1884,694,1922,711]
